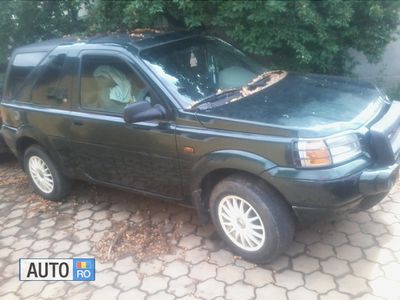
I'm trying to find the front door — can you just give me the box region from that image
[69,51,182,199]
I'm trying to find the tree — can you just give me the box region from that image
[87,0,400,74]
[0,0,86,68]
[1,0,399,75]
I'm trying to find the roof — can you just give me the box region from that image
[13,30,198,55]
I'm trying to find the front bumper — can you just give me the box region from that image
[261,158,399,223]
[359,164,399,196]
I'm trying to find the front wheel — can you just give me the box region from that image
[209,174,294,263]
[24,145,70,201]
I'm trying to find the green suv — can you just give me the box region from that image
[1,32,399,262]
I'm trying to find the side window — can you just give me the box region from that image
[31,54,68,108]
[5,52,46,100]
[80,55,150,114]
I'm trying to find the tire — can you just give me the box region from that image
[209,174,294,263]
[23,145,70,201]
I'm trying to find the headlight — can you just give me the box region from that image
[295,133,362,168]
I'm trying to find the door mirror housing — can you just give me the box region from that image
[124,101,167,123]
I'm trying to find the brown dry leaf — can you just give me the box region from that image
[95,217,182,263]
[25,193,60,217]
[0,174,28,188]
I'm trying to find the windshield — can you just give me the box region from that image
[140,37,266,109]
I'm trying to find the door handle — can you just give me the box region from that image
[73,120,83,126]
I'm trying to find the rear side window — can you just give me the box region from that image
[5,52,46,100]
[31,54,68,108]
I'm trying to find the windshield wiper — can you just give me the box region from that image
[190,71,287,111]
[190,89,241,110]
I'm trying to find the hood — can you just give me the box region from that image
[196,73,386,137]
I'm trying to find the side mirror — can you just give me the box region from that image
[124,101,167,123]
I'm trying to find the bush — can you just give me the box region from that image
[0,0,86,66]
[1,0,399,75]
[87,0,400,74]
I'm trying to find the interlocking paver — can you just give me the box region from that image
[92,219,112,231]
[351,259,384,280]
[74,209,93,220]
[265,254,290,272]
[92,211,109,221]
[360,222,387,236]
[52,240,73,253]
[90,285,120,299]
[287,287,318,300]
[73,228,93,242]
[148,291,175,300]
[0,158,399,300]
[304,271,335,294]
[115,271,141,291]
[178,235,202,249]
[67,284,96,300]
[34,228,55,239]
[381,262,400,282]
[0,277,23,296]
[74,219,93,230]
[90,270,118,288]
[183,247,208,264]
[168,276,196,297]
[119,289,146,300]
[189,261,217,281]
[337,274,370,296]
[321,230,348,246]
[295,229,321,245]
[334,220,361,234]
[52,230,70,241]
[256,284,287,300]
[348,231,375,248]
[39,282,67,298]
[225,282,254,300]
[364,246,395,264]
[376,234,400,251]
[70,241,91,255]
[320,290,351,300]
[275,269,304,290]
[195,278,225,299]
[243,267,273,287]
[335,244,363,262]
[114,256,138,274]
[139,259,163,276]
[163,260,189,278]
[307,242,335,259]
[209,249,235,266]
[321,257,350,276]
[369,276,400,300]
[140,275,169,294]
[0,236,17,247]
[291,255,320,273]
[284,241,305,256]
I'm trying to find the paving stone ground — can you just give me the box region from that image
[0,155,400,299]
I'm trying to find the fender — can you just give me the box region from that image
[190,149,277,192]
[12,124,67,173]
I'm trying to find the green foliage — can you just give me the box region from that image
[1,0,399,75]
[0,0,86,68]
[87,0,400,74]
[388,82,400,100]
